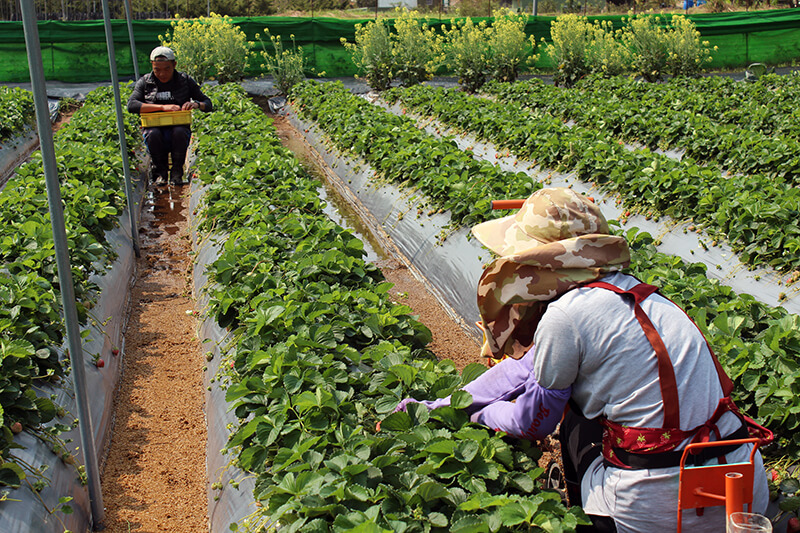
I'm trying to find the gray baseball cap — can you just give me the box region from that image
[150,46,175,61]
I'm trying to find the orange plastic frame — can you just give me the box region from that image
[677,437,760,533]
[491,197,595,210]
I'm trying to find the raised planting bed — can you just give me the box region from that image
[575,73,800,141]
[0,86,37,188]
[189,83,592,532]
[383,84,800,281]
[483,75,800,184]
[0,85,145,531]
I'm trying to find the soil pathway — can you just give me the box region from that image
[99,184,208,532]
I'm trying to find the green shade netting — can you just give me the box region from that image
[1,9,799,83]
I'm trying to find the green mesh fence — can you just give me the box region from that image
[1,10,799,83]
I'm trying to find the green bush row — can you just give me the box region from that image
[342,9,537,93]
[546,13,714,86]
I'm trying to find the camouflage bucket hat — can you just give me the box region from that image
[472,187,630,362]
[472,188,609,257]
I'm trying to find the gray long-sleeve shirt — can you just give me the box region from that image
[533,272,768,532]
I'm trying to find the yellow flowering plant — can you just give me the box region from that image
[585,19,631,78]
[443,17,492,93]
[488,9,538,83]
[391,8,444,87]
[545,14,593,87]
[160,13,250,84]
[620,13,669,82]
[341,19,394,91]
[663,15,716,78]
[258,31,307,95]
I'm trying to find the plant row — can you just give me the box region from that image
[0,85,140,489]
[0,86,34,141]
[191,83,589,532]
[484,75,800,184]
[342,9,536,94]
[290,81,800,457]
[580,73,800,141]
[291,80,538,233]
[383,84,800,275]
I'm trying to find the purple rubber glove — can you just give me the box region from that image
[393,346,570,440]
[393,397,451,413]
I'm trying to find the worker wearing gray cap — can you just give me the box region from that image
[127,46,213,186]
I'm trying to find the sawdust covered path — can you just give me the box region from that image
[99,184,208,532]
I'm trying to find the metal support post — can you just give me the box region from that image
[101,0,141,258]
[123,0,139,80]
[19,3,105,529]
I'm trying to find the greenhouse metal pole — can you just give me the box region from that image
[19,3,106,529]
[101,0,142,258]
[123,0,140,80]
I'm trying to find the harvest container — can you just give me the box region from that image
[140,110,192,128]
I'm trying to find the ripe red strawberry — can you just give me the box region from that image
[787,516,800,533]
[10,422,23,434]
[111,348,119,356]
[96,358,105,368]
[771,469,780,482]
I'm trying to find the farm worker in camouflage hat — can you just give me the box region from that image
[471,187,629,364]
[395,187,770,533]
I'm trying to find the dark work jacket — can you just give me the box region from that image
[126,70,213,115]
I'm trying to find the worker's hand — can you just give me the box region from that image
[162,104,181,112]
[181,101,201,111]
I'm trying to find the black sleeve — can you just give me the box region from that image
[187,75,213,113]
[127,76,147,114]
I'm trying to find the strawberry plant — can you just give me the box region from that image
[385,84,800,275]
[290,80,537,233]
[191,84,591,531]
[0,86,34,141]
[485,76,800,186]
[0,84,142,492]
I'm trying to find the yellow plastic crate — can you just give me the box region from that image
[140,110,192,128]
